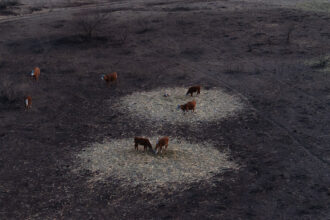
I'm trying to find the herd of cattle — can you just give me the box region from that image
[25,67,202,155]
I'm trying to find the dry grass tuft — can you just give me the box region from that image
[114,87,243,125]
[0,74,29,104]
[296,1,330,14]
[306,55,330,73]
[73,137,238,192]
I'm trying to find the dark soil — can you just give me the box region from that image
[0,0,329,219]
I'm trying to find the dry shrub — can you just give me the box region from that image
[296,1,330,13]
[0,74,29,104]
[113,87,243,125]
[311,56,329,69]
[307,55,330,72]
[73,137,238,192]
[73,9,109,40]
[225,63,242,74]
[110,27,128,46]
[0,0,19,10]
[286,25,295,44]
[135,19,153,35]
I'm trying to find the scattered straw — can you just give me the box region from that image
[73,137,238,191]
[114,87,243,125]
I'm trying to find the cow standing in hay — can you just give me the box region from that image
[155,136,169,154]
[178,100,196,113]
[134,137,153,152]
[30,67,40,81]
[186,86,201,96]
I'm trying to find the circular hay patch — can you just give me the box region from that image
[116,87,243,124]
[73,137,238,191]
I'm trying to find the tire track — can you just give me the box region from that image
[0,0,170,25]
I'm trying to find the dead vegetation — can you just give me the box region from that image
[69,9,128,46]
[310,55,329,69]
[305,54,330,74]
[135,19,153,35]
[0,75,29,106]
[109,26,128,46]
[0,0,19,10]
[73,9,109,40]
[286,25,295,44]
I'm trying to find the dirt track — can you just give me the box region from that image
[0,0,330,219]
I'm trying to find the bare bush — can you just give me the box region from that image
[73,10,109,40]
[112,27,128,46]
[286,25,294,44]
[0,0,19,10]
[0,75,29,104]
[310,55,329,69]
[135,19,153,34]
[224,63,242,74]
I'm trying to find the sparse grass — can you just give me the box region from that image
[113,87,243,125]
[296,0,330,14]
[73,137,238,192]
[0,74,29,105]
[135,27,153,34]
[307,55,330,72]
[135,19,153,35]
[225,64,242,74]
[180,48,204,61]
[110,27,128,46]
[165,6,195,12]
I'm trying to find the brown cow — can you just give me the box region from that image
[178,100,196,112]
[24,96,32,110]
[155,136,169,154]
[134,137,153,152]
[101,72,117,85]
[31,67,40,80]
[186,86,201,96]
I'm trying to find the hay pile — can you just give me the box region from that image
[115,87,243,124]
[73,137,238,191]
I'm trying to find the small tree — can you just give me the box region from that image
[286,25,294,44]
[74,10,109,40]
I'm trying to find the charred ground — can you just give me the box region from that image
[0,0,330,219]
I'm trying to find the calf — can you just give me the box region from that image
[31,67,40,80]
[101,72,117,85]
[134,137,153,152]
[186,86,201,96]
[155,136,169,154]
[24,96,32,110]
[178,100,196,112]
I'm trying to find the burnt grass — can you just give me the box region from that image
[0,0,330,219]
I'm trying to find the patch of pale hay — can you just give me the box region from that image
[73,137,238,191]
[115,87,243,124]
